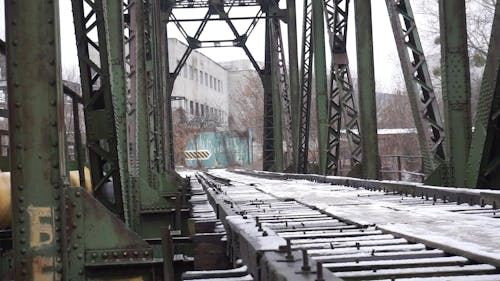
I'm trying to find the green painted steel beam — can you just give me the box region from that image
[354,0,380,179]
[466,1,500,189]
[386,0,446,176]
[312,0,329,175]
[134,0,153,186]
[104,0,131,225]
[6,0,65,279]
[72,0,126,219]
[287,0,301,173]
[439,0,472,187]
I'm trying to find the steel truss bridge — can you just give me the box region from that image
[0,0,499,280]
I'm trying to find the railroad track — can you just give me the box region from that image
[195,170,500,281]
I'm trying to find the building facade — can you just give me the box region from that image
[168,38,230,128]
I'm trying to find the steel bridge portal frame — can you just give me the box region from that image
[164,0,298,172]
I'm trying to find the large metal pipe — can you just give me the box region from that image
[0,169,91,229]
[0,173,11,229]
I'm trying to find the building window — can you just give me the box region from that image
[195,103,199,116]
[189,66,193,80]
[190,101,194,115]
[194,68,198,82]
[201,105,205,117]
[218,80,221,92]
[182,63,187,78]
[205,73,208,86]
[199,70,203,84]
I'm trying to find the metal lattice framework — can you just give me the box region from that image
[166,0,291,172]
[297,0,314,173]
[386,0,445,175]
[324,0,362,175]
[272,18,294,167]
[71,0,128,220]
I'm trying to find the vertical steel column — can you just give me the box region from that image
[272,18,293,168]
[386,0,445,175]
[262,14,284,172]
[297,0,314,173]
[72,0,126,219]
[324,0,363,175]
[287,0,302,172]
[354,0,379,179]
[466,1,500,188]
[439,0,472,187]
[6,0,65,279]
[152,0,166,174]
[134,0,152,185]
[162,5,176,171]
[312,0,329,175]
[104,0,131,225]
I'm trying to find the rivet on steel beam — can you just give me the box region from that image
[75,191,81,197]
[19,228,25,233]
[144,251,149,256]
[20,248,26,254]
[301,250,311,272]
[315,262,324,281]
[77,253,83,259]
[19,196,24,202]
[16,164,22,169]
[102,252,108,258]
[73,244,79,249]
[19,239,25,244]
[14,102,20,108]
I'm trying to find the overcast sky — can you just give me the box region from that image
[0,1,438,93]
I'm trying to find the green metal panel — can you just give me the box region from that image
[466,1,500,189]
[354,0,380,179]
[439,0,472,187]
[6,0,65,279]
[312,0,329,175]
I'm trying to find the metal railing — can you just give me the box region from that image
[339,155,425,182]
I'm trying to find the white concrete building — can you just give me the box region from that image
[168,38,230,127]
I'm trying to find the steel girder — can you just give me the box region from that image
[312,0,330,175]
[166,1,287,172]
[287,0,301,174]
[297,0,313,173]
[323,0,362,175]
[6,1,66,279]
[439,0,472,187]
[466,1,500,189]
[386,0,445,176]
[271,18,293,168]
[71,0,129,220]
[354,0,379,179]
